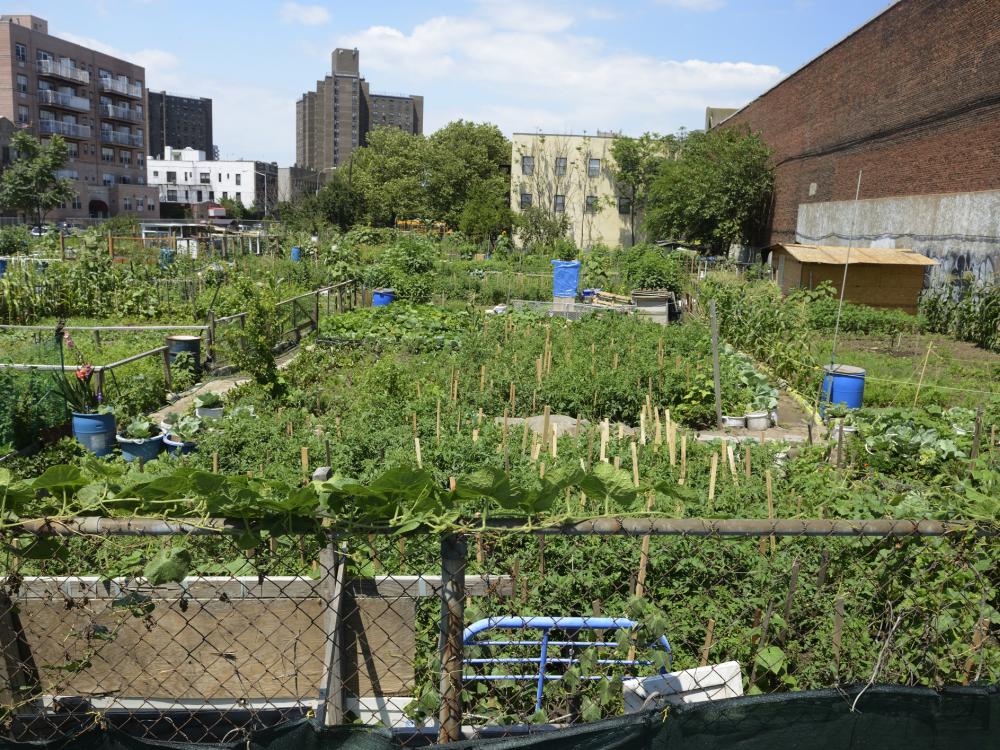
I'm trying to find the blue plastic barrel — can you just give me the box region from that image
[0,258,7,277]
[72,412,116,457]
[372,288,395,307]
[291,246,302,262]
[821,365,866,412]
[117,433,164,463]
[551,260,581,298]
[166,335,202,374]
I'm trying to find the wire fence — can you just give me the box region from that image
[1,521,995,745]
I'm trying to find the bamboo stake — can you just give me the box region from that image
[708,453,718,508]
[912,341,933,406]
[679,435,687,485]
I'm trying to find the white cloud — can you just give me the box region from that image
[336,10,781,138]
[280,2,330,26]
[53,31,182,87]
[655,0,726,10]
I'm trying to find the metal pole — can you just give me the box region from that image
[438,533,466,743]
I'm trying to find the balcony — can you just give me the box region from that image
[37,89,90,112]
[99,77,142,98]
[100,103,144,124]
[36,59,90,84]
[38,119,91,138]
[100,130,144,148]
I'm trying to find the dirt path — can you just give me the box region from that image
[150,349,299,424]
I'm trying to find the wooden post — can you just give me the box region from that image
[107,233,114,259]
[318,540,347,726]
[161,346,173,394]
[699,619,716,667]
[710,300,723,429]
[212,452,219,473]
[438,534,466,744]
[679,435,687,485]
[300,447,309,485]
[708,453,718,508]
[744,443,751,477]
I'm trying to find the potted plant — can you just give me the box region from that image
[116,418,164,463]
[163,415,202,454]
[194,392,224,419]
[52,363,116,457]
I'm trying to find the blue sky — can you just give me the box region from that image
[31,0,894,165]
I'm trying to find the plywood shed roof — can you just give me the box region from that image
[769,244,937,266]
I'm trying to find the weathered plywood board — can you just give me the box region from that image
[20,596,414,701]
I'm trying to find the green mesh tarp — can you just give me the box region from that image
[2,685,996,750]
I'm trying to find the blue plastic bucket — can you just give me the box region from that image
[71,412,117,456]
[117,433,164,462]
[166,335,202,374]
[291,246,302,262]
[821,364,866,412]
[551,260,581,298]
[372,288,395,307]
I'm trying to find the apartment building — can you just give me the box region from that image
[148,91,214,160]
[147,146,277,214]
[0,15,158,219]
[510,132,635,249]
[277,165,318,203]
[296,48,423,171]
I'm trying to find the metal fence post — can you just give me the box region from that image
[161,346,173,395]
[318,539,347,726]
[438,533,466,743]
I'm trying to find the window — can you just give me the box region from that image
[235,192,241,201]
[137,197,145,211]
[102,173,115,186]
[235,173,241,185]
[521,155,534,176]
[588,158,600,177]
[555,157,567,176]
[553,194,566,213]
[199,172,210,184]
[166,189,177,201]
[166,171,176,183]
[217,173,221,181]
[67,142,78,158]
[16,75,27,93]
[119,150,131,165]
[101,147,113,163]
[585,195,599,213]
[519,192,532,209]
[71,194,82,210]
[14,43,26,63]
[16,105,28,124]
[196,190,203,202]
[209,191,215,201]
[618,196,631,215]
[153,170,159,177]
[123,196,132,211]
[222,191,228,200]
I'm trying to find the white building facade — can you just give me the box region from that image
[147,146,277,213]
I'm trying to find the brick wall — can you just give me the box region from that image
[723,0,1000,243]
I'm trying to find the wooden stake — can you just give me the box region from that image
[744,444,752,477]
[471,429,479,444]
[710,299,723,429]
[411,412,418,439]
[521,420,530,455]
[600,419,609,463]
[766,470,775,555]
[212,451,219,474]
[699,619,716,667]
[727,442,739,484]
[630,441,640,487]
[912,341,933,406]
[538,461,545,479]
[639,410,647,445]
[679,435,687,485]
[551,429,558,459]
[479,364,486,392]
[300,446,309,485]
[415,437,423,467]
[653,408,662,450]
[509,382,516,411]
[708,453,718,507]
[535,357,543,385]
[542,404,551,448]
[436,398,442,446]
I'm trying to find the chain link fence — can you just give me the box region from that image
[1,522,996,745]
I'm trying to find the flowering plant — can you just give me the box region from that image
[51,329,103,413]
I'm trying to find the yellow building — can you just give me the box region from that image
[510,132,638,249]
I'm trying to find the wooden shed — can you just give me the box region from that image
[767,243,937,314]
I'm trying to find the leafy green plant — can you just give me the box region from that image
[121,418,160,440]
[167,415,202,443]
[194,392,223,409]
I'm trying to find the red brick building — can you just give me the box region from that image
[720,0,1000,283]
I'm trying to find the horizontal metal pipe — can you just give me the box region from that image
[99,345,169,370]
[10,517,996,538]
[0,324,206,331]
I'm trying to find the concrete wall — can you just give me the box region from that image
[510,132,635,249]
[796,189,1000,284]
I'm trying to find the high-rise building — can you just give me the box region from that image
[148,91,214,160]
[296,48,423,172]
[0,15,158,219]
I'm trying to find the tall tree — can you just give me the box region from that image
[644,128,773,252]
[0,131,75,225]
[427,120,510,229]
[610,132,677,247]
[348,127,430,226]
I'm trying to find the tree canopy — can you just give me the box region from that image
[644,128,773,252]
[0,131,75,225]
[610,132,678,246]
